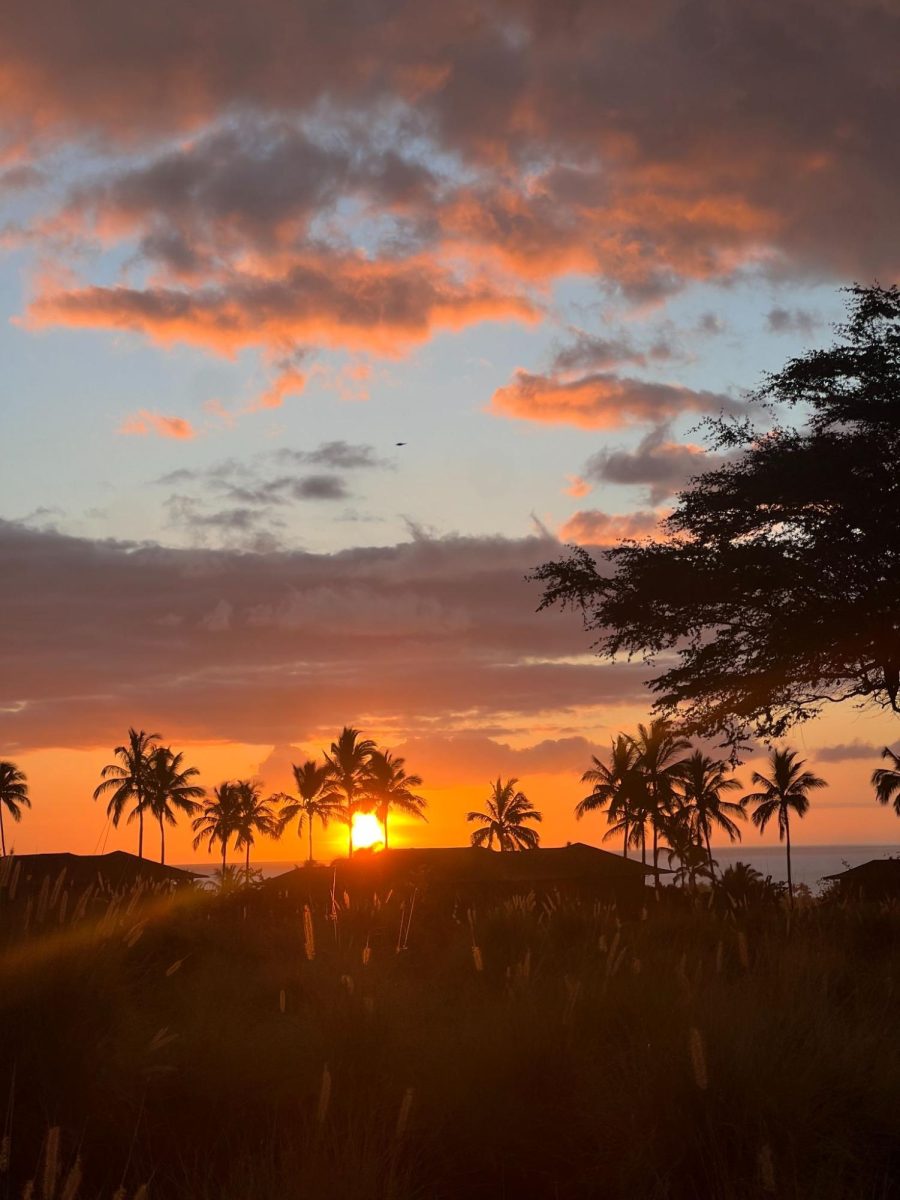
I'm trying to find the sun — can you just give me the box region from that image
[351,811,384,851]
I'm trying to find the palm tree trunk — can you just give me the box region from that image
[308,818,313,866]
[652,823,660,893]
[245,841,251,882]
[784,809,794,906]
[138,806,144,860]
[159,814,166,866]
[641,825,646,866]
[622,819,629,859]
[0,808,6,857]
[222,839,227,875]
[383,810,389,851]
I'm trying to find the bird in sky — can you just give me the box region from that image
[396,442,406,446]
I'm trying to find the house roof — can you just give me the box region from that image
[264,842,661,892]
[0,851,198,890]
[823,857,900,882]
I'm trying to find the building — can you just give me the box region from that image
[823,858,900,902]
[260,842,659,915]
[0,851,198,918]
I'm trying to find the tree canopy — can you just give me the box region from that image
[533,284,900,751]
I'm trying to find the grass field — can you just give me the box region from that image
[1,879,898,1199]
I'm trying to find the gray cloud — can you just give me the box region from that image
[0,164,44,192]
[271,441,392,470]
[814,741,883,763]
[7,0,898,361]
[153,443,386,545]
[64,120,437,258]
[697,313,727,336]
[766,307,820,336]
[582,424,726,504]
[0,519,650,752]
[163,495,287,552]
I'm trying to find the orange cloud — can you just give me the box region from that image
[558,508,666,547]
[29,254,538,357]
[252,366,306,411]
[118,410,196,439]
[564,475,591,498]
[490,370,737,430]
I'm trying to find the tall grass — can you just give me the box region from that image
[1,875,898,1198]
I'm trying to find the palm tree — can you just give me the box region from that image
[325,727,377,856]
[0,761,30,856]
[92,728,161,859]
[192,783,242,874]
[232,780,282,879]
[629,719,691,889]
[145,747,205,866]
[871,746,900,814]
[676,750,746,880]
[279,759,343,864]
[743,748,827,904]
[467,778,542,851]
[664,820,716,889]
[716,861,783,910]
[364,750,426,849]
[577,735,641,857]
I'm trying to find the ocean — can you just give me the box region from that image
[179,843,900,893]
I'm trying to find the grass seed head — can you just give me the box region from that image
[59,1158,81,1200]
[395,1087,415,1140]
[41,1127,60,1200]
[316,1064,332,1126]
[688,1027,708,1090]
[757,1143,776,1193]
[303,905,315,961]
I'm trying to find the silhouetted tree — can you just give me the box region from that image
[232,780,281,879]
[675,750,745,880]
[532,285,900,752]
[716,861,784,910]
[145,746,204,865]
[577,735,641,857]
[93,728,161,859]
[743,748,827,904]
[192,783,241,874]
[629,719,691,890]
[467,778,542,850]
[325,727,377,856]
[664,821,715,889]
[0,761,30,857]
[279,759,343,864]
[871,746,900,815]
[364,750,426,849]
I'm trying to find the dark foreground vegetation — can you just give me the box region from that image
[2,877,899,1200]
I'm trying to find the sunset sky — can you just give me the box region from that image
[2,0,899,863]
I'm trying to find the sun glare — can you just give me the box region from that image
[351,811,384,851]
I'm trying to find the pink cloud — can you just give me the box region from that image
[118,409,196,439]
[252,366,306,411]
[28,255,538,358]
[490,370,737,430]
[558,508,666,547]
[564,475,591,498]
